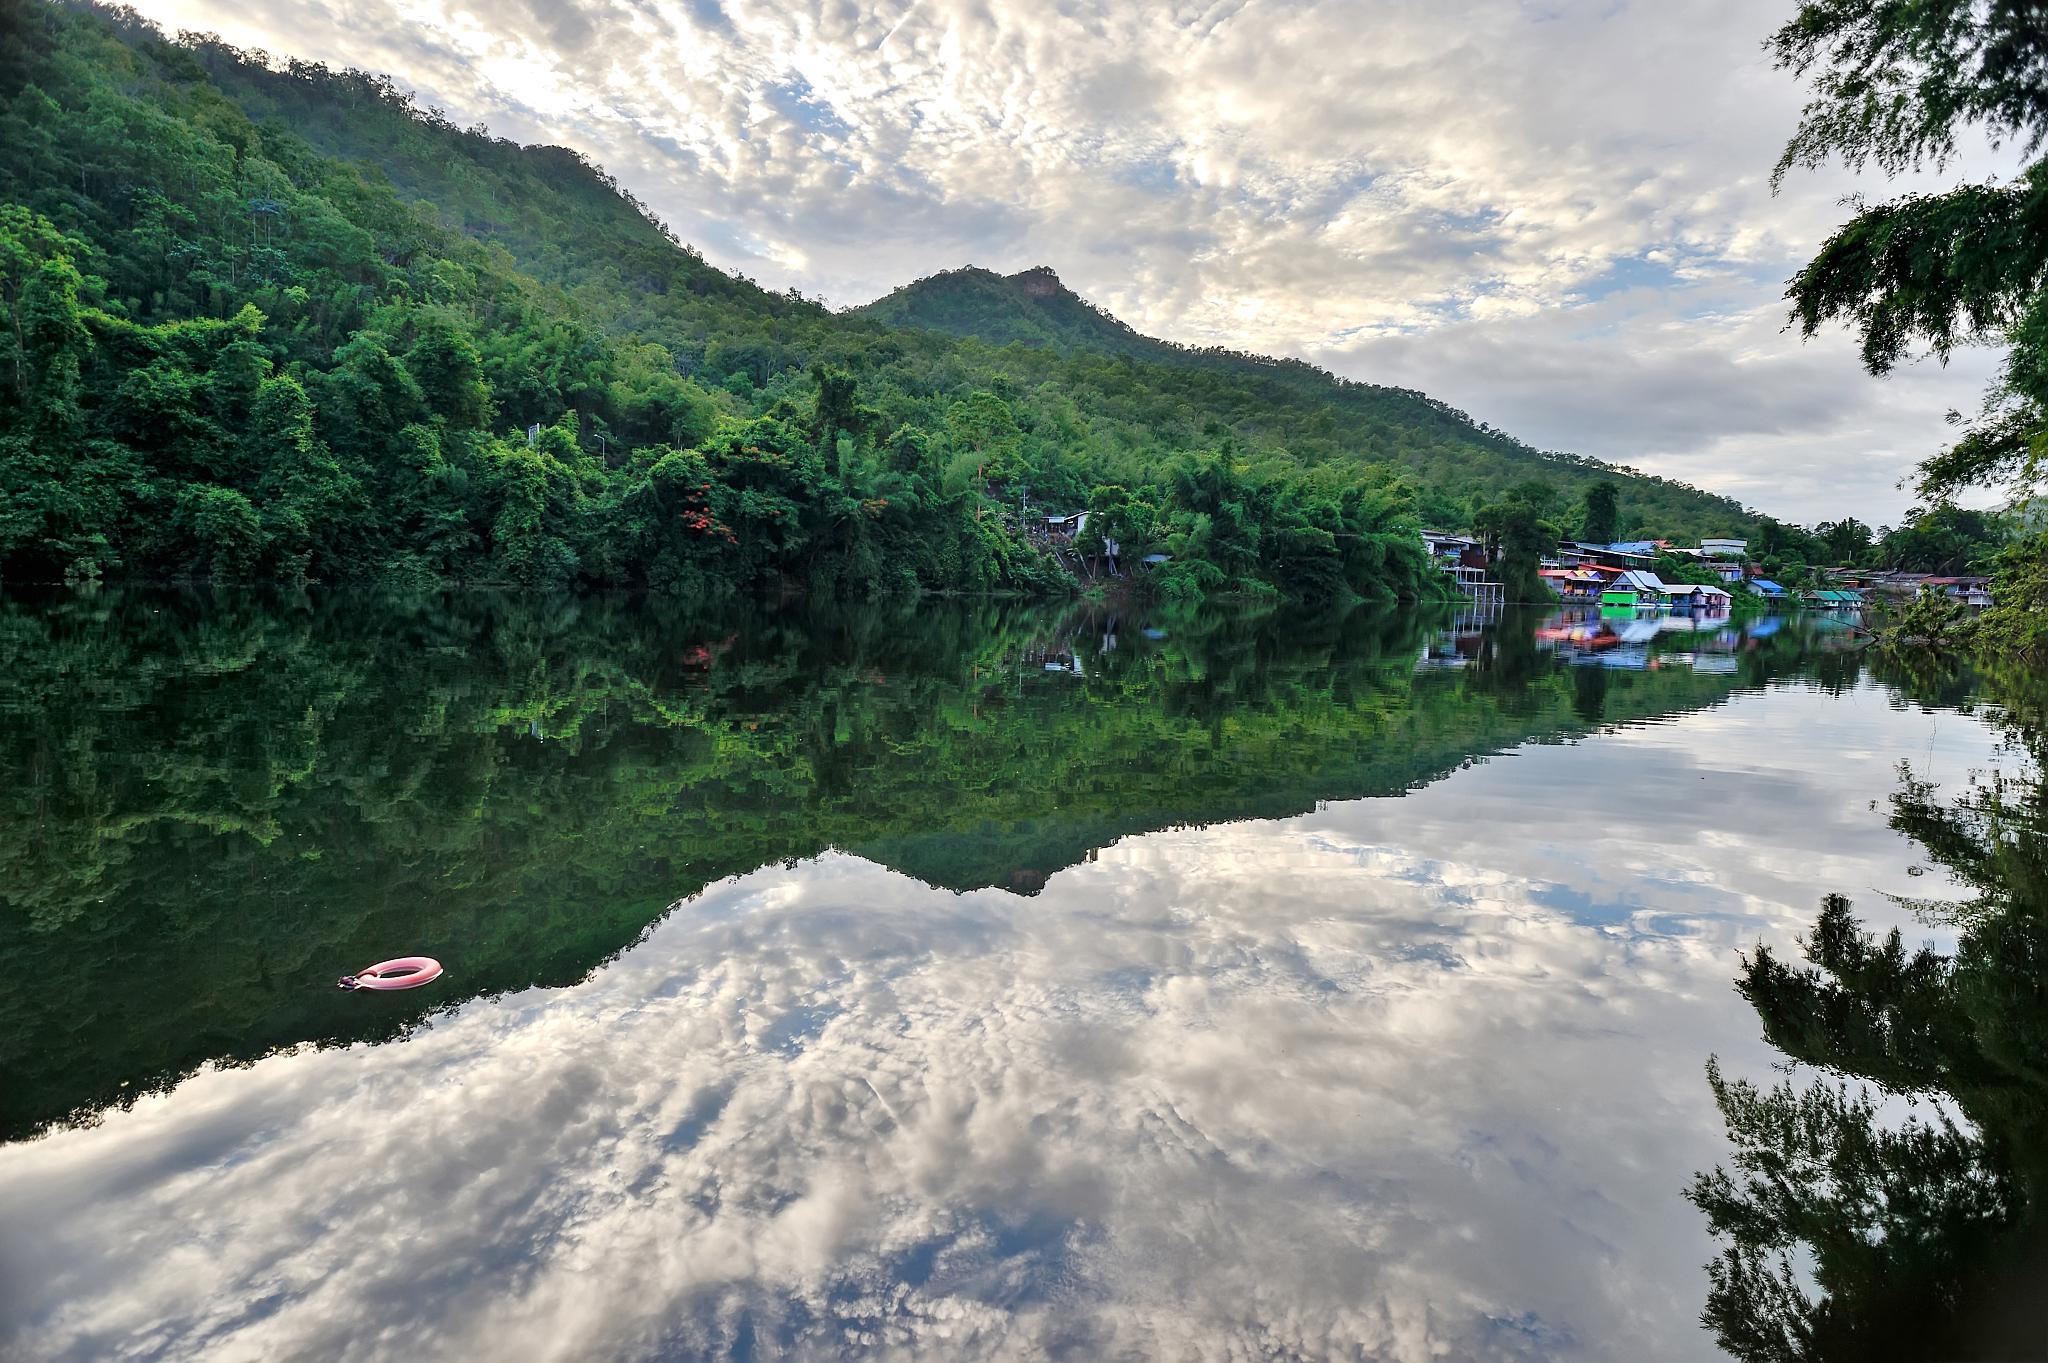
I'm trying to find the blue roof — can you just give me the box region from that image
[1608,540,1660,554]
[1752,579,1784,592]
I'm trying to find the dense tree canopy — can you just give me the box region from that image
[1579,480,1621,544]
[1474,484,1560,603]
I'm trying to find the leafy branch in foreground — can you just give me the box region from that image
[1770,0,2048,655]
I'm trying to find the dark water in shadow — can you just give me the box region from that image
[0,591,2039,1360]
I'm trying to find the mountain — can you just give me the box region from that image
[860,265,1164,357]
[0,0,1749,604]
[862,264,1750,533]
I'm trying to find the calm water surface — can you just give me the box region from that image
[0,593,2037,1361]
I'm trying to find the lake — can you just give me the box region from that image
[0,592,2041,1362]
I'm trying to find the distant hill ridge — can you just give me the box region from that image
[860,263,1750,531]
[861,264,1160,356]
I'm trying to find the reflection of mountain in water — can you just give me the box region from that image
[1,591,1830,1138]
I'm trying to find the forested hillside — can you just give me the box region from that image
[0,0,1748,601]
[861,265,1750,533]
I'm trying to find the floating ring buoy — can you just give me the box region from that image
[338,956,443,991]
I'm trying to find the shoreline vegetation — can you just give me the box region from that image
[5,0,2034,640]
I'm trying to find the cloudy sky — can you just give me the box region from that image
[128,0,2017,523]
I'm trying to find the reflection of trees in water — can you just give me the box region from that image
[1691,668,2048,1361]
[1571,662,1609,723]
[0,590,1829,1142]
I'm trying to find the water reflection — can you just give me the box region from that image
[0,593,1825,1140]
[0,593,2021,1361]
[1690,666,2048,1361]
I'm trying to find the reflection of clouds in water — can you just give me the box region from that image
[0,685,2000,1362]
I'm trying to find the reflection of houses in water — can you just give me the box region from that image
[1414,602,1501,671]
[1015,610,1145,678]
[1532,606,1751,673]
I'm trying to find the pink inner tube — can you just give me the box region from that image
[343,956,443,991]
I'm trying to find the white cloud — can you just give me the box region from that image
[122,0,2025,521]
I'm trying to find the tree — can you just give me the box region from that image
[810,365,860,446]
[18,255,88,453]
[405,312,492,430]
[1877,504,2008,574]
[1579,480,1620,544]
[1977,531,2048,656]
[1506,477,1561,520]
[1770,1,2048,651]
[943,390,1026,487]
[1473,494,1556,603]
[250,374,366,579]
[1815,516,1875,565]
[1081,482,1155,566]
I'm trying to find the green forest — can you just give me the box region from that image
[0,0,1752,604]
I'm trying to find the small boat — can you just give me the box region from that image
[338,956,443,991]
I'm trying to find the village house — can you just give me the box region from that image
[1663,582,1733,613]
[1043,511,1088,543]
[1574,542,1659,572]
[1421,531,1479,567]
[1421,531,1503,602]
[1601,569,1669,608]
[1921,576,1994,608]
[1537,566,1607,601]
[1706,559,1746,585]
